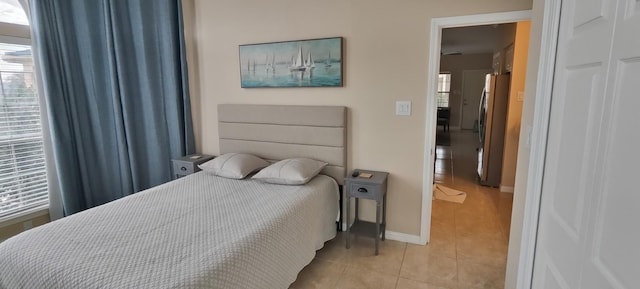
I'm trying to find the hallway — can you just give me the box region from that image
[432,129,514,288]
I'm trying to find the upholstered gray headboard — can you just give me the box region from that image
[218,104,347,185]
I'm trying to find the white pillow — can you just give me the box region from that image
[252,158,328,185]
[198,153,269,179]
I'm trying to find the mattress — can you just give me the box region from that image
[0,173,339,289]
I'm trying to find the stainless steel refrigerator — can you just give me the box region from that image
[477,73,510,187]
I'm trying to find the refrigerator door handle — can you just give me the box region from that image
[478,88,486,143]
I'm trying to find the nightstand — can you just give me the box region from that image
[345,169,389,255]
[172,154,215,179]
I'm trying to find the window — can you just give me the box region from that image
[0,0,29,26]
[0,1,48,219]
[0,43,47,219]
[437,73,451,107]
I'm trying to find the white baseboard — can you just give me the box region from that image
[385,231,423,244]
[500,185,515,193]
[341,223,423,245]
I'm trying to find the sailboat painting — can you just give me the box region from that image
[239,37,342,88]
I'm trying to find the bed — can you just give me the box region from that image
[0,104,347,289]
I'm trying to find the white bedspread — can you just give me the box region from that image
[0,173,339,289]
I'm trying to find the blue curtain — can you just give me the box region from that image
[29,0,195,215]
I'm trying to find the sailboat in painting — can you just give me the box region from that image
[265,54,272,72]
[289,46,306,72]
[246,58,256,73]
[325,51,332,68]
[265,53,276,73]
[304,50,315,70]
[271,53,276,73]
[289,46,317,72]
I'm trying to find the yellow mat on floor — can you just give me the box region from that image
[433,184,467,204]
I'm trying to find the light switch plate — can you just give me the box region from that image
[396,101,411,116]
[524,125,532,149]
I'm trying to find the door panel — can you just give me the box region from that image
[542,266,567,289]
[531,0,640,287]
[548,67,599,235]
[592,60,640,287]
[573,0,606,27]
[626,0,639,18]
[582,3,640,288]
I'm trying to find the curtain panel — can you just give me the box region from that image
[29,0,194,215]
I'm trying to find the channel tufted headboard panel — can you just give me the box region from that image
[218,104,347,185]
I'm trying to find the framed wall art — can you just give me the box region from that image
[239,37,343,88]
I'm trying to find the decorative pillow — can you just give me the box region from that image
[198,153,269,179]
[252,158,328,185]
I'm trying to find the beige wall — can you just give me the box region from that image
[439,53,493,128]
[185,0,533,236]
[500,21,531,190]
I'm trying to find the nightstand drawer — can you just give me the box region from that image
[348,183,382,200]
[171,154,215,179]
[173,161,195,175]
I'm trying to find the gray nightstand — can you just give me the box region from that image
[172,154,215,179]
[345,169,389,255]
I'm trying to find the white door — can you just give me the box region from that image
[532,0,640,288]
[460,69,490,130]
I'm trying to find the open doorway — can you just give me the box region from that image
[432,22,531,286]
[435,23,530,187]
[419,10,532,289]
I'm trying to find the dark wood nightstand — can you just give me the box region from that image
[171,154,215,179]
[345,169,389,255]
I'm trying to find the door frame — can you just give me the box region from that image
[509,1,561,288]
[421,7,560,288]
[422,9,532,243]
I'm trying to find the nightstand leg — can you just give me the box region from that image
[382,193,387,241]
[354,198,359,221]
[346,195,351,249]
[375,200,380,256]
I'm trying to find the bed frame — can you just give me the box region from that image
[218,104,347,228]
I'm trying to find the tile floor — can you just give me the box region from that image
[290,130,513,289]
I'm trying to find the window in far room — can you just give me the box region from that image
[0,0,49,220]
[437,73,451,107]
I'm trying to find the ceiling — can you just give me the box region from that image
[441,23,516,56]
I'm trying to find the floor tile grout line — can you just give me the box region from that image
[329,260,347,289]
[398,242,408,273]
[330,264,346,289]
[453,194,461,288]
[394,242,408,289]
[447,132,461,288]
[393,275,400,289]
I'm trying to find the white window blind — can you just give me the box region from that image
[437,73,451,107]
[0,42,48,218]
